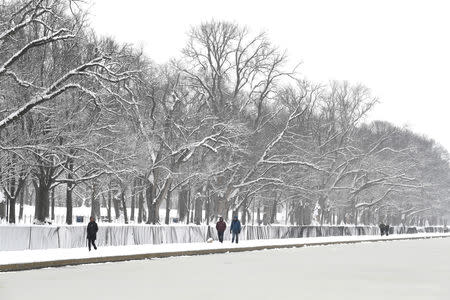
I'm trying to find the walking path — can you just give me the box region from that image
[1,232,449,272]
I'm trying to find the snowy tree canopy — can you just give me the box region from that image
[1,0,449,226]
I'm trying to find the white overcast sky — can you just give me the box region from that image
[89,0,450,150]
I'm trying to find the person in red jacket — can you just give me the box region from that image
[216,216,227,243]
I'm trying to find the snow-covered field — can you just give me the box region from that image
[1,236,449,300]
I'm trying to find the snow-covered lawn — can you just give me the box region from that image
[0,235,449,300]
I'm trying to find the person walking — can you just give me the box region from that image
[230,216,241,244]
[216,216,227,243]
[379,223,390,236]
[87,216,98,251]
[379,223,385,236]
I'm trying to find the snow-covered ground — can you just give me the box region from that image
[0,233,448,265]
[1,235,449,300]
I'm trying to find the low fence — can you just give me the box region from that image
[0,224,445,251]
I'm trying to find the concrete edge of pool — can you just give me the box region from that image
[1,234,449,272]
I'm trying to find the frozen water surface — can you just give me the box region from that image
[1,237,449,300]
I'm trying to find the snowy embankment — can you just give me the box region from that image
[1,233,449,271]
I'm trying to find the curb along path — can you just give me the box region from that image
[1,233,449,272]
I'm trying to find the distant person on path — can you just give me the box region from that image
[216,216,227,243]
[379,223,385,236]
[87,217,98,251]
[230,216,241,244]
[379,223,390,236]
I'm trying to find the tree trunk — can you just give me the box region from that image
[0,202,5,220]
[178,188,189,223]
[303,204,311,225]
[187,189,192,224]
[194,195,203,225]
[90,181,100,219]
[113,193,120,219]
[252,198,255,225]
[241,197,247,225]
[257,201,261,225]
[8,173,16,224]
[142,208,147,223]
[262,200,270,225]
[131,178,137,222]
[66,159,74,225]
[147,177,172,224]
[50,187,55,221]
[337,208,343,225]
[7,196,15,224]
[289,201,295,225]
[66,184,73,225]
[5,194,8,222]
[34,178,50,223]
[145,180,155,224]
[164,188,172,225]
[107,186,112,222]
[205,195,211,225]
[121,189,128,224]
[18,185,25,221]
[138,186,144,223]
[270,198,277,224]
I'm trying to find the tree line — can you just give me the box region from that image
[1,0,449,226]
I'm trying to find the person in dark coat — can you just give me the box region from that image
[379,223,390,236]
[87,217,98,251]
[216,217,227,243]
[379,223,385,236]
[230,216,241,244]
